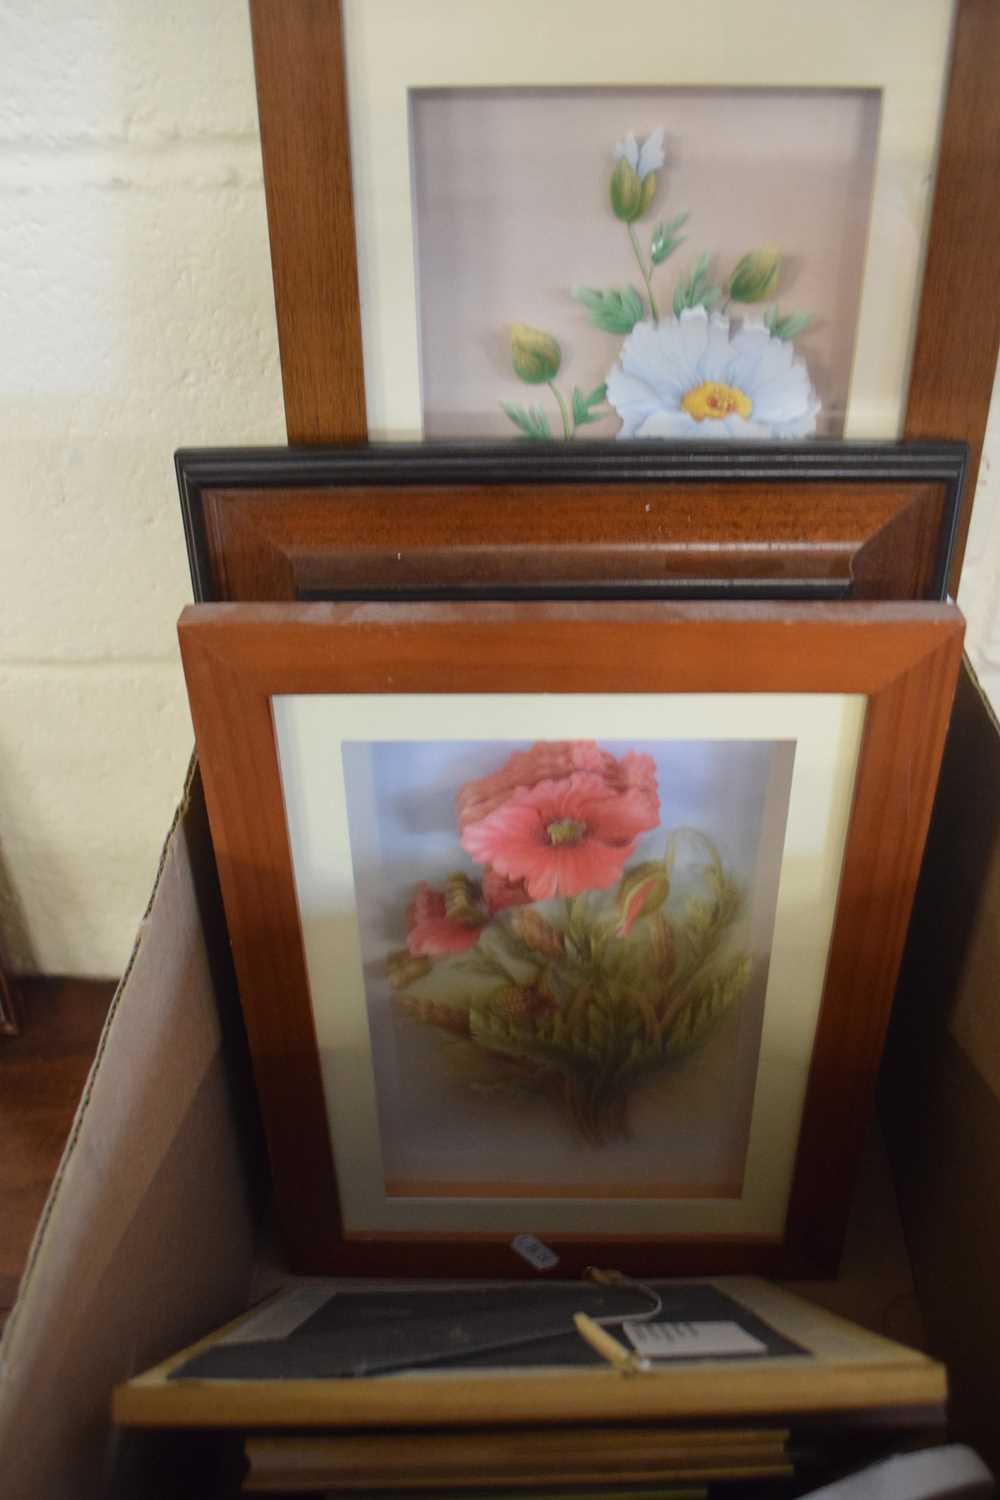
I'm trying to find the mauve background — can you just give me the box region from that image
[411,86,880,439]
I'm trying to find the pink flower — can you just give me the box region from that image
[457,740,658,832]
[461,771,659,901]
[406,883,482,957]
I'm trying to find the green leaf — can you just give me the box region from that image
[477,923,542,986]
[500,401,553,441]
[672,252,722,315]
[401,956,506,1010]
[573,285,646,334]
[779,312,810,339]
[571,383,610,428]
[764,307,811,341]
[662,954,751,1059]
[650,211,688,266]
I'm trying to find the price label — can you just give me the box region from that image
[625,1320,766,1359]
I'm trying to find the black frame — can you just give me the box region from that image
[176,440,966,604]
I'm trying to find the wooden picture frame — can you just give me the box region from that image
[177,442,965,604]
[179,600,963,1278]
[0,953,20,1037]
[114,1276,946,1433]
[247,0,1000,594]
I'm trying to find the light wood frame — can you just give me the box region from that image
[177,441,966,604]
[179,600,963,1277]
[246,0,1000,595]
[113,1276,945,1433]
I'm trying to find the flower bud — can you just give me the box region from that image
[511,324,561,384]
[610,158,657,223]
[728,248,781,304]
[510,906,565,958]
[616,860,670,938]
[444,872,487,926]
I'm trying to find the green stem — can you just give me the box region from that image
[549,381,572,440]
[628,222,660,325]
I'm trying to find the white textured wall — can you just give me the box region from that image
[0,0,284,976]
[0,1,998,976]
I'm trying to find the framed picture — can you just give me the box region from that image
[247,0,1000,589]
[179,600,964,1277]
[177,441,965,605]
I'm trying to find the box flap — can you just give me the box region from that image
[0,765,261,1500]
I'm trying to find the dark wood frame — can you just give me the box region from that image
[247,0,1000,595]
[0,952,20,1037]
[179,600,964,1278]
[177,441,966,604]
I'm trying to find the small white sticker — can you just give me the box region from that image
[218,1288,334,1345]
[625,1320,766,1359]
[511,1234,560,1270]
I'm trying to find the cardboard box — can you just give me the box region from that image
[1,663,997,1498]
[881,664,1000,1466]
[0,771,265,1500]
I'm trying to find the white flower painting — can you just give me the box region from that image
[500,125,822,443]
[409,88,883,441]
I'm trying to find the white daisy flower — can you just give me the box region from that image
[614,128,666,180]
[606,306,820,441]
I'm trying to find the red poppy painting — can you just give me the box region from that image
[340,734,794,1200]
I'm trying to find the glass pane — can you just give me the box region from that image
[411,87,881,442]
[342,735,793,1201]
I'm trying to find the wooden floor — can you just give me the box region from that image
[0,977,116,1329]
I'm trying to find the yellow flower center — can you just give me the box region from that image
[547,818,587,847]
[681,380,753,423]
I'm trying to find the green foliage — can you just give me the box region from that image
[500,402,553,441]
[394,827,753,1146]
[764,306,812,342]
[672,252,722,315]
[650,212,688,266]
[573,285,646,334]
[476,922,542,986]
[661,955,751,1058]
[571,383,609,428]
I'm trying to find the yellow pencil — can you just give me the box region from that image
[573,1312,651,1375]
